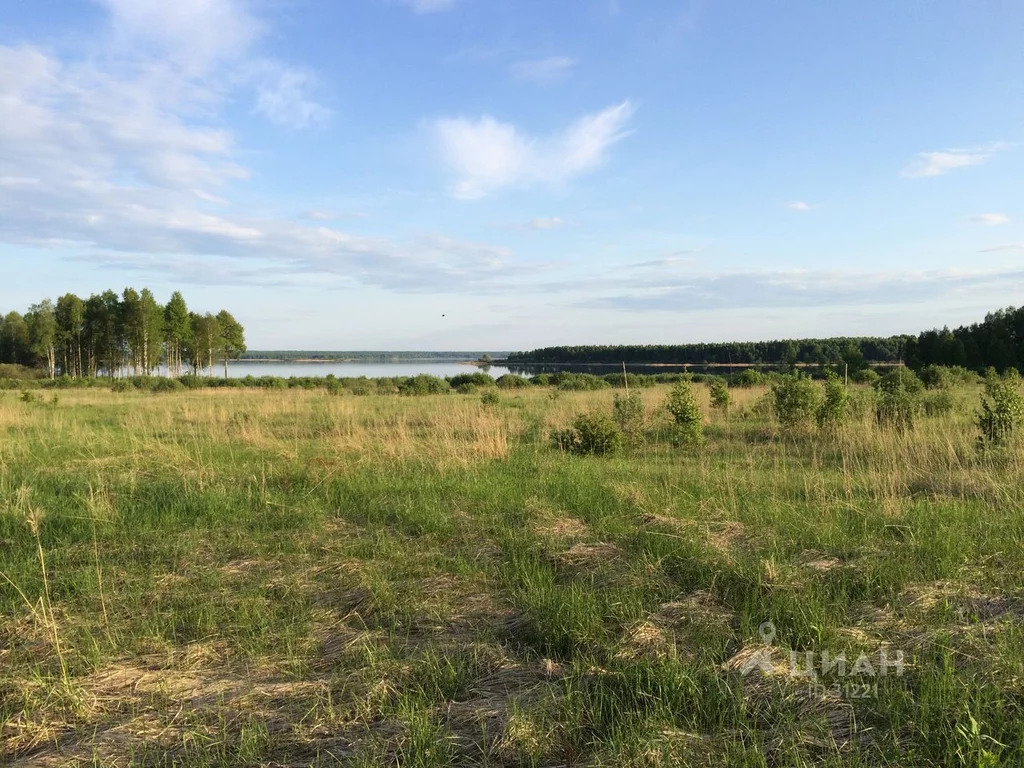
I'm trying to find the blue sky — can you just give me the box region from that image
[1,0,1022,350]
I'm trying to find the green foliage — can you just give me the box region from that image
[875,367,924,396]
[976,373,1024,446]
[612,392,646,445]
[397,374,450,396]
[19,389,35,404]
[817,373,849,428]
[922,390,956,416]
[496,374,530,389]
[734,368,765,387]
[876,387,917,432]
[551,412,623,455]
[150,378,184,393]
[771,372,822,432]
[708,381,730,411]
[480,389,501,407]
[918,364,954,390]
[449,372,495,389]
[553,372,611,391]
[851,368,880,385]
[665,381,704,445]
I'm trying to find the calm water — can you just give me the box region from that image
[222,361,513,379]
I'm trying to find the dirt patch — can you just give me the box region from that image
[555,542,623,568]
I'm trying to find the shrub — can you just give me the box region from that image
[551,412,622,456]
[450,372,495,389]
[496,374,530,390]
[151,378,184,393]
[571,412,622,455]
[397,374,450,395]
[603,372,656,389]
[111,380,133,393]
[922,390,955,416]
[612,393,646,445]
[480,390,501,407]
[851,368,879,385]
[665,381,704,445]
[876,387,917,432]
[553,372,610,391]
[735,369,764,388]
[531,373,553,387]
[20,389,35,403]
[976,374,1024,446]
[875,368,924,396]
[918,364,954,390]
[771,373,821,433]
[709,381,730,411]
[817,373,849,429]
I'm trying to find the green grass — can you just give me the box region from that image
[2,383,1024,766]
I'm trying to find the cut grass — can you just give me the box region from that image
[2,383,1024,765]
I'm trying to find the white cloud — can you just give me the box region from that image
[968,213,1009,226]
[0,19,518,294]
[901,142,1007,178]
[247,61,332,129]
[434,101,635,199]
[787,201,811,211]
[96,0,262,71]
[510,56,578,83]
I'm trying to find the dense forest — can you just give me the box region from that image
[0,289,246,378]
[508,306,1024,373]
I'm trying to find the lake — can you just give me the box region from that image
[221,361,513,379]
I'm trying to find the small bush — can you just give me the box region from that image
[850,368,879,385]
[771,373,821,433]
[480,390,501,407]
[496,374,530,390]
[922,390,956,416]
[111,380,133,393]
[450,372,495,389]
[20,389,35,403]
[817,373,849,429]
[531,373,553,387]
[397,374,450,396]
[709,381,730,411]
[918,364,954,390]
[876,387,917,432]
[553,372,610,391]
[665,381,704,445]
[612,392,646,445]
[734,369,765,388]
[151,378,184,393]
[977,374,1024,446]
[875,368,924,396]
[551,412,622,456]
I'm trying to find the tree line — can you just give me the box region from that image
[507,336,909,367]
[507,306,1024,373]
[0,289,246,378]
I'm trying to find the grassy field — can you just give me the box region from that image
[2,382,1024,766]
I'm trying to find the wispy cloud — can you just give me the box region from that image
[901,142,1007,178]
[434,100,635,199]
[787,201,812,211]
[510,56,578,83]
[978,243,1024,254]
[967,213,1009,226]
[579,267,1024,312]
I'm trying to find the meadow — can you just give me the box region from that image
[2,376,1024,766]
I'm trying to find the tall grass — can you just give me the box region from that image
[1,382,1023,765]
